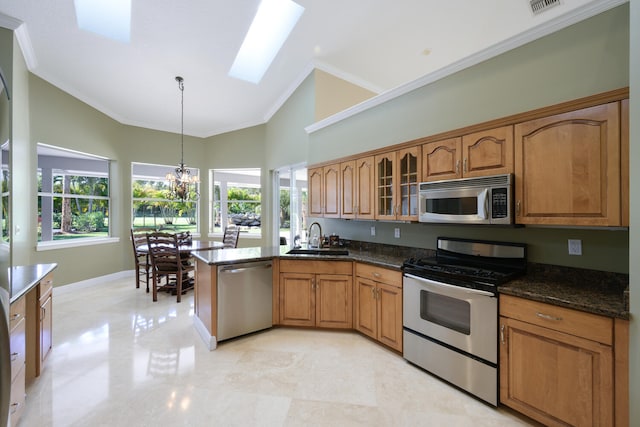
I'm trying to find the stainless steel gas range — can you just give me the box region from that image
[402,237,527,406]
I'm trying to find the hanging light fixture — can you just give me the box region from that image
[166,76,199,201]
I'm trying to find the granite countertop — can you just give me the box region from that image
[192,242,629,320]
[498,263,629,320]
[191,243,426,271]
[10,263,58,304]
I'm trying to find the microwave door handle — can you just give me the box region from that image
[477,189,488,219]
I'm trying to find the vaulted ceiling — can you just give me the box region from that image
[0,0,625,137]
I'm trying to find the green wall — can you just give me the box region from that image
[306,5,630,274]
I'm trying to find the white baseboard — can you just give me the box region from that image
[54,270,133,295]
[193,315,217,351]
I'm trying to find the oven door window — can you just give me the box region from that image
[420,290,470,335]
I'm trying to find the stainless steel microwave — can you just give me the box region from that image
[418,174,513,225]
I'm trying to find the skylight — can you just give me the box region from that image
[229,0,304,84]
[74,0,131,43]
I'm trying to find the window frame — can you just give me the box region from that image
[131,162,200,235]
[37,143,113,249]
[209,168,262,238]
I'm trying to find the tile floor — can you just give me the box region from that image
[20,274,538,427]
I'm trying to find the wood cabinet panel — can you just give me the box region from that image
[376,282,402,351]
[354,277,377,339]
[614,319,629,427]
[355,263,402,287]
[9,366,25,427]
[422,137,461,181]
[323,164,340,218]
[315,274,352,329]
[279,272,315,327]
[500,316,613,427]
[355,156,375,219]
[462,125,513,177]
[374,152,396,220]
[514,102,621,226]
[279,261,352,329]
[9,316,25,382]
[40,294,53,365]
[396,146,421,221]
[340,160,356,218]
[355,263,402,352]
[308,167,323,216]
[500,294,613,345]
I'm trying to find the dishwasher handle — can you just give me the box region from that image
[219,262,272,274]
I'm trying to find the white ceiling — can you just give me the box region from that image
[0,0,626,138]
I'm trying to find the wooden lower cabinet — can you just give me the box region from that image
[354,263,403,352]
[9,296,27,427]
[279,260,352,329]
[499,294,618,427]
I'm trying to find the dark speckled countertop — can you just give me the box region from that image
[192,240,629,321]
[498,263,629,319]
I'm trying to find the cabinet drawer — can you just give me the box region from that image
[279,260,352,275]
[9,318,26,383]
[10,366,26,427]
[9,297,26,333]
[499,294,612,345]
[39,273,54,300]
[355,263,402,287]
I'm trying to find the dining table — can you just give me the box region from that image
[138,239,224,254]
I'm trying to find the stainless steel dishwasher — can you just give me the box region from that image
[217,260,273,341]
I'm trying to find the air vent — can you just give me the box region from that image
[530,0,560,14]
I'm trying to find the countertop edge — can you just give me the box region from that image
[10,263,58,304]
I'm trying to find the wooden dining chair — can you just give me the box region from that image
[222,226,240,248]
[146,232,195,303]
[130,227,156,292]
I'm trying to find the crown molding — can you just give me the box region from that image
[0,14,38,70]
[305,0,629,134]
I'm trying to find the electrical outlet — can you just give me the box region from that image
[370,226,376,237]
[568,239,582,255]
[394,228,401,238]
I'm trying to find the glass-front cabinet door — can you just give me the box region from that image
[375,152,395,220]
[396,146,421,221]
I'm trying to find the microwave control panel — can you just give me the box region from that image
[491,188,508,219]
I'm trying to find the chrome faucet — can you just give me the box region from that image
[308,222,322,248]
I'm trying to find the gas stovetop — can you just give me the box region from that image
[402,237,527,294]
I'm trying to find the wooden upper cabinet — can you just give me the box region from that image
[462,125,514,178]
[308,167,323,217]
[340,160,356,218]
[514,102,621,226]
[422,126,513,182]
[396,146,421,221]
[323,164,340,218]
[374,152,396,220]
[422,137,462,181]
[355,156,375,220]
[341,156,375,220]
[374,148,420,221]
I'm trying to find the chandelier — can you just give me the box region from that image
[166,76,199,201]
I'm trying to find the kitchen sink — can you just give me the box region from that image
[286,248,349,256]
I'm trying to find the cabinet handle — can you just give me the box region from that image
[10,352,19,362]
[10,401,21,414]
[464,158,468,173]
[41,306,46,321]
[371,287,375,299]
[516,200,521,216]
[500,325,505,344]
[536,312,562,321]
[455,160,460,175]
[10,313,21,321]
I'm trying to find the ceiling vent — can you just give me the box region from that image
[530,0,561,14]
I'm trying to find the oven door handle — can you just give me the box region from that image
[404,273,496,298]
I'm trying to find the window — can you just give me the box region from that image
[132,162,199,233]
[210,169,261,236]
[37,144,111,242]
[273,164,307,247]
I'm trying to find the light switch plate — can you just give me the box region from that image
[568,239,582,255]
[394,228,400,238]
[370,226,376,236]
